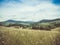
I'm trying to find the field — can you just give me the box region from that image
[0,26,60,45]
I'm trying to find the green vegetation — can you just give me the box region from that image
[32,19,60,30]
[0,27,60,45]
[0,18,60,30]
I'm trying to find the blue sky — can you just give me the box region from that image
[0,0,60,22]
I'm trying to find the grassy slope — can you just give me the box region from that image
[0,26,60,45]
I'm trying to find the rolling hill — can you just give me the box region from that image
[0,18,60,30]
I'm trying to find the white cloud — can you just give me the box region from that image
[0,0,60,22]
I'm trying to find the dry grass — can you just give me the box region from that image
[0,26,60,45]
[51,27,60,32]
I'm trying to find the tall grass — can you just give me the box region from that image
[0,27,60,45]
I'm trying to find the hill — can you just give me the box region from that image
[0,18,60,30]
[0,20,35,26]
[38,18,60,23]
[31,18,60,30]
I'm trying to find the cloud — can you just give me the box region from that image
[0,0,60,22]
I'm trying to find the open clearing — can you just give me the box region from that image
[0,26,60,45]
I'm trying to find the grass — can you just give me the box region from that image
[0,26,60,45]
[51,27,60,32]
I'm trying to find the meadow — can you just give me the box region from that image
[0,26,60,45]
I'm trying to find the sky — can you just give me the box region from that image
[0,0,60,22]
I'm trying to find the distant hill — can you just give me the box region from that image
[38,18,60,23]
[0,20,35,26]
[0,18,60,30]
[31,18,60,30]
[0,18,60,25]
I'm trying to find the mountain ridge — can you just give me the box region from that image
[0,18,60,26]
